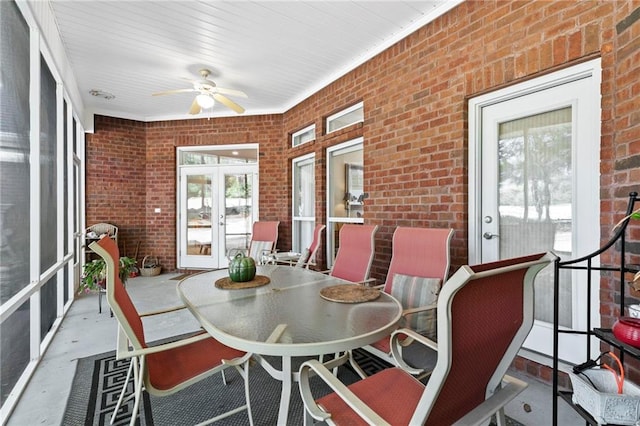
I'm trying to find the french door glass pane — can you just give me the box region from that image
[224,172,253,254]
[498,107,572,326]
[186,174,212,256]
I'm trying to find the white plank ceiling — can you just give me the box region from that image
[48,0,461,121]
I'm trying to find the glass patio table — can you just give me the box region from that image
[177,265,402,425]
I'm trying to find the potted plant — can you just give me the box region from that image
[79,256,137,294]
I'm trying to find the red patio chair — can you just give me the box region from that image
[349,226,454,378]
[229,220,279,264]
[328,224,378,284]
[295,224,326,269]
[299,252,556,426]
[90,236,253,426]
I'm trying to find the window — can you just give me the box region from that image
[326,138,364,265]
[292,154,315,253]
[291,124,315,147]
[326,102,363,134]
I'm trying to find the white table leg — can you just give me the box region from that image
[277,355,292,425]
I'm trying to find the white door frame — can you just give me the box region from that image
[468,59,602,364]
[176,145,258,269]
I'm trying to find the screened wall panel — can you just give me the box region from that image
[40,276,58,339]
[40,56,58,273]
[0,0,31,304]
[0,304,30,406]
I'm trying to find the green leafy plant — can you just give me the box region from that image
[79,256,137,294]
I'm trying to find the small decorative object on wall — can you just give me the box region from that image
[345,163,365,217]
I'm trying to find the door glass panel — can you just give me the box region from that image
[224,171,253,255]
[186,174,212,256]
[498,107,572,326]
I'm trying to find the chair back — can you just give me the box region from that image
[383,227,454,294]
[305,224,326,268]
[248,221,279,259]
[330,224,378,282]
[412,252,556,425]
[86,223,118,244]
[90,236,147,349]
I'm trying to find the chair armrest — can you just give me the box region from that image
[402,303,436,317]
[390,328,438,375]
[139,304,187,317]
[451,375,528,426]
[116,329,251,367]
[298,359,391,425]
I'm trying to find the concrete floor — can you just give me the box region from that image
[6,273,584,425]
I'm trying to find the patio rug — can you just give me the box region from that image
[63,348,525,425]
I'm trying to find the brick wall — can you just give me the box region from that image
[86,116,146,259]
[87,0,640,383]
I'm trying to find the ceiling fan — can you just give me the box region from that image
[152,69,247,114]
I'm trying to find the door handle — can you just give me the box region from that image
[483,232,499,240]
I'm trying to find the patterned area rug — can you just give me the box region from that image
[63,348,524,425]
[62,349,389,426]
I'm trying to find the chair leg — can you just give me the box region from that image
[495,408,507,426]
[128,356,145,426]
[347,350,368,379]
[110,357,136,425]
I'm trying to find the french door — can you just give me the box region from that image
[178,165,258,269]
[468,59,601,364]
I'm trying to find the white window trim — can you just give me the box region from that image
[292,153,315,253]
[326,101,364,134]
[326,137,364,266]
[291,124,315,147]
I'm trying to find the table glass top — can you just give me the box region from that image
[177,265,402,356]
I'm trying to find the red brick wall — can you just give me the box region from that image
[87,0,640,382]
[85,116,146,258]
[88,115,284,270]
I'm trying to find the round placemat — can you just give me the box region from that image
[320,284,380,303]
[215,275,270,290]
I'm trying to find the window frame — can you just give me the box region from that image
[291,124,316,147]
[325,101,364,134]
[325,137,364,267]
[291,153,316,254]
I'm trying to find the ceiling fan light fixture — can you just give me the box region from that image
[196,94,215,109]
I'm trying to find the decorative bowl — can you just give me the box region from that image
[612,316,640,347]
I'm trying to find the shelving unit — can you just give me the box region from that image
[552,192,639,425]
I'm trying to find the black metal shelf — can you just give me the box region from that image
[558,391,598,425]
[593,328,640,358]
[553,192,640,425]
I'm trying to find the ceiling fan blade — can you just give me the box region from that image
[152,88,196,96]
[188,98,201,115]
[212,93,245,114]
[214,87,248,98]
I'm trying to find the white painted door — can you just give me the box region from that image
[178,165,258,269]
[469,60,601,364]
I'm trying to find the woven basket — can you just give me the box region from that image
[140,255,161,277]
